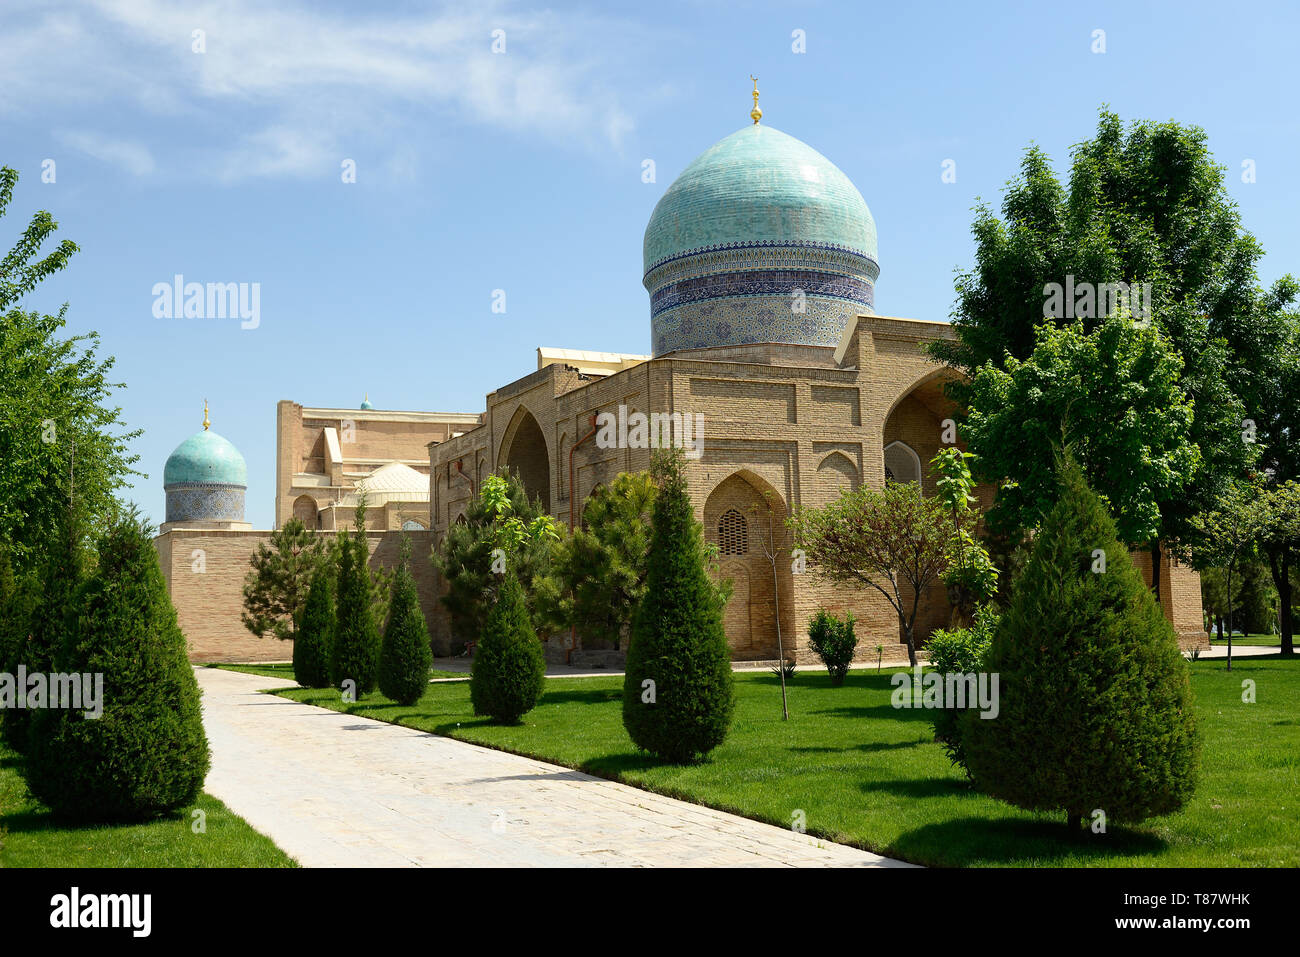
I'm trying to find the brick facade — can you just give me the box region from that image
[428,314,1208,663]
[154,527,439,663]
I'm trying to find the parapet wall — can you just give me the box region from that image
[154,528,439,663]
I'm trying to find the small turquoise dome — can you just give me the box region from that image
[163,430,248,487]
[643,124,877,275]
[360,394,374,410]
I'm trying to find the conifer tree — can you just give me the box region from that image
[960,461,1200,829]
[622,450,734,762]
[469,571,545,722]
[25,511,209,821]
[1,511,81,752]
[293,565,334,688]
[378,539,433,705]
[329,524,380,694]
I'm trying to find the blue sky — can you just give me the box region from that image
[3,0,1297,530]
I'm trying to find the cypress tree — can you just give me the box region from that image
[2,514,80,753]
[960,461,1200,829]
[378,542,433,706]
[25,512,209,821]
[622,450,734,763]
[470,571,544,723]
[293,565,334,688]
[330,527,380,694]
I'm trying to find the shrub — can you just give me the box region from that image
[769,659,797,681]
[378,547,433,706]
[330,527,380,694]
[293,566,334,688]
[470,572,545,722]
[2,524,80,753]
[807,609,857,686]
[433,471,556,646]
[622,450,734,762]
[25,512,209,821]
[926,604,999,776]
[960,462,1200,829]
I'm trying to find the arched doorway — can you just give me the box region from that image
[703,471,793,660]
[499,406,551,511]
[881,370,965,644]
[292,494,318,528]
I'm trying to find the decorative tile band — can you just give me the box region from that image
[165,482,247,523]
[652,292,872,356]
[644,239,878,292]
[650,268,874,318]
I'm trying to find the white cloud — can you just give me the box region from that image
[1,0,644,181]
[56,130,155,175]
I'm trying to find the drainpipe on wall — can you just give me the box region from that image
[566,414,600,664]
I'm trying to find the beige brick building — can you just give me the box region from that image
[153,108,1206,664]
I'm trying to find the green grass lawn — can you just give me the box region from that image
[210,662,467,681]
[272,658,1299,867]
[0,743,296,867]
[1210,633,1287,646]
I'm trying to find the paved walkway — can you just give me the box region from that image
[196,668,909,868]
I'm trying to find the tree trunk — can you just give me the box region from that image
[1150,539,1162,604]
[1225,563,1234,673]
[902,616,917,668]
[1267,546,1294,657]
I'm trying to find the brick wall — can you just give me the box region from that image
[426,315,1206,662]
[153,528,440,662]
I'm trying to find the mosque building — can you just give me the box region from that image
[154,87,1207,664]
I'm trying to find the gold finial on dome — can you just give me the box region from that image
[203,399,210,431]
[749,75,762,124]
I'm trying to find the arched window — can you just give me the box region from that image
[401,520,426,531]
[718,509,748,556]
[884,441,922,487]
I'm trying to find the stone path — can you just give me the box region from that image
[196,668,910,868]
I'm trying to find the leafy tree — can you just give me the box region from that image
[622,450,733,762]
[930,110,1266,589]
[433,471,557,647]
[329,504,380,694]
[25,511,209,822]
[961,462,1199,830]
[378,539,433,705]
[0,167,78,311]
[1188,485,1261,670]
[1199,567,1242,642]
[930,447,998,623]
[790,480,960,667]
[540,471,655,651]
[963,317,1199,584]
[293,565,334,688]
[469,571,545,723]
[241,518,322,641]
[805,609,857,686]
[1255,481,1300,654]
[1,507,82,752]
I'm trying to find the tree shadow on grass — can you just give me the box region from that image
[582,751,689,776]
[789,740,925,756]
[1,805,187,836]
[809,703,933,722]
[890,815,1168,867]
[859,775,977,800]
[537,688,622,707]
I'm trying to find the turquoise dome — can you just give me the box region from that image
[643,123,880,356]
[163,430,248,487]
[643,124,877,275]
